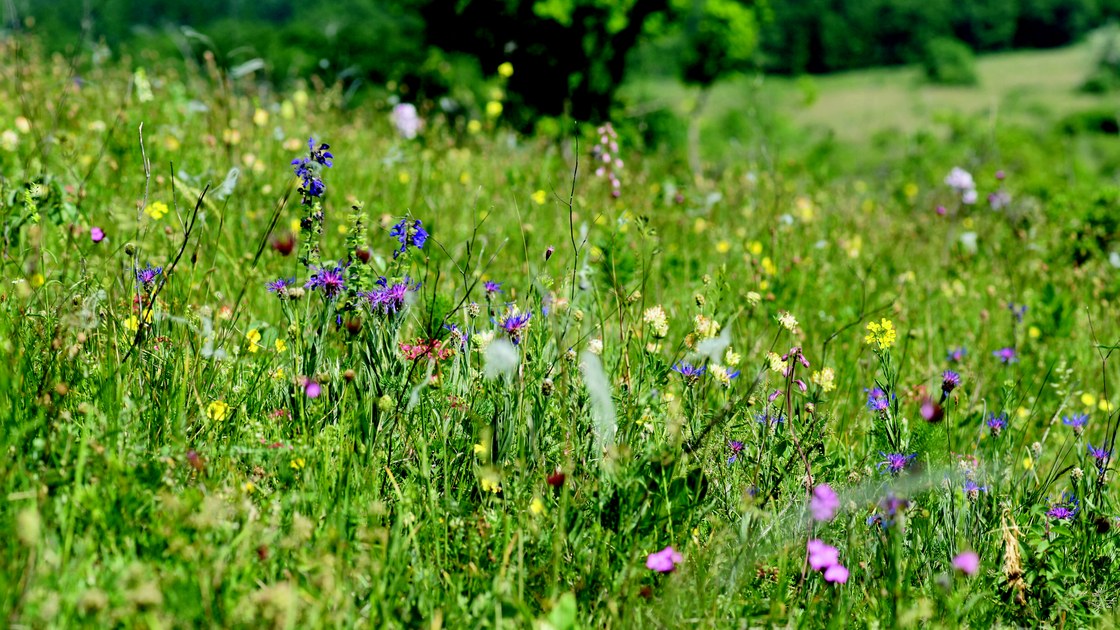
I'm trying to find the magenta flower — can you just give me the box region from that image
[993,347,1018,364]
[952,551,979,576]
[823,564,849,583]
[810,484,840,522]
[807,539,839,571]
[645,546,682,573]
[90,226,105,243]
[807,539,849,584]
[305,380,321,399]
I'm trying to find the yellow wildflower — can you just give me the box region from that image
[275,338,287,352]
[864,318,896,350]
[529,497,545,515]
[290,458,306,471]
[145,201,169,220]
[245,329,262,353]
[206,400,230,422]
[811,367,836,393]
[498,62,514,78]
[485,101,503,118]
[531,190,547,205]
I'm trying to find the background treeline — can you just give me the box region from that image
[762,0,1118,73]
[8,0,1120,119]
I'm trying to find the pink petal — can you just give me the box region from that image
[824,564,849,583]
[952,551,979,576]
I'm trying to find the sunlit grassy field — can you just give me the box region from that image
[2,36,1120,628]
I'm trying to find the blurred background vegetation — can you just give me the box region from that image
[7,0,1120,159]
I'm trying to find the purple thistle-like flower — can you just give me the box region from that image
[498,309,532,345]
[389,218,429,259]
[756,411,784,426]
[1046,492,1079,521]
[963,478,988,500]
[364,276,419,315]
[305,264,346,299]
[672,362,705,381]
[986,413,1008,437]
[877,452,916,475]
[941,370,961,396]
[484,280,503,295]
[1062,414,1088,431]
[867,494,910,528]
[266,277,295,297]
[136,263,163,288]
[866,387,890,412]
[993,347,1018,364]
[947,347,967,362]
[1088,443,1111,472]
[727,440,744,464]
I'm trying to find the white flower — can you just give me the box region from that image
[588,338,603,355]
[777,311,798,332]
[643,306,669,338]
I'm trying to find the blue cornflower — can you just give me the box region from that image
[1046,492,1079,521]
[497,308,532,345]
[305,264,346,299]
[1062,414,1088,433]
[986,413,1007,437]
[672,362,705,382]
[136,263,163,289]
[866,387,890,412]
[993,347,1018,364]
[877,452,916,475]
[727,440,744,464]
[756,411,784,426]
[867,494,910,528]
[484,281,503,295]
[266,277,295,296]
[963,479,988,499]
[1007,302,1027,323]
[947,347,966,362]
[389,218,429,259]
[1088,443,1111,473]
[941,370,961,398]
[364,276,419,315]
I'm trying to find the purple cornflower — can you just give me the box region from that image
[484,281,503,296]
[90,227,105,243]
[305,264,346,299]
[866,387,890,412]
[727,440,744,464]
[867,494,910,528]
[305,379,322,399]
[877,452,916,475]
[756,411,784,426]
[364,277,419,315]
[389,218,429,259]
[941,370,961,397]
[266,277,295,297]
[993,347,1018,364]
[963,479,988,501]
[1087,443,1111,473]
[1046,492,1079,521]
[672,362,705,382]
[646,546,682,573]
[947,347,966,362]
[810,484,840,522]
[986,413,1007,437]
[1062,414,1088,434]
[498,309,532,345]
[136,263,163,289]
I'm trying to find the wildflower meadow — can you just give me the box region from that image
[3,34,1120,629]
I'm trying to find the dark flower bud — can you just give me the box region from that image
[356,246,372,264]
